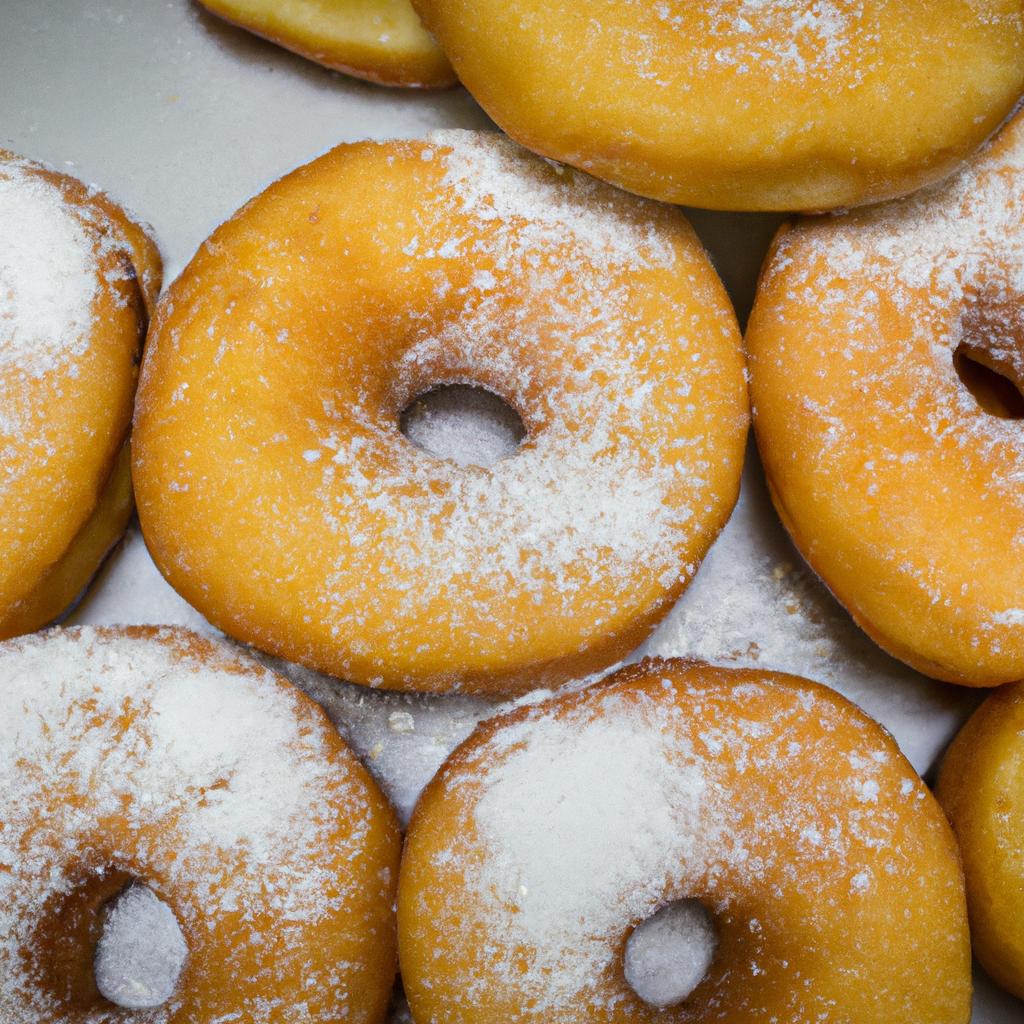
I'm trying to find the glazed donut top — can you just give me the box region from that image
[400,661,968,1021]
[0,154,158,619]
[0,627,390,1022]
[413,0,1024,211]
[748,109,1024,683]
[134,131,747,693]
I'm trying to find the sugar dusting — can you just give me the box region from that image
[312,132,713,615]
[404,670,945,1018]
[692,0,861,79]
[0,162,97,375]
[453,692,714,1014]
[94,886,187,1010]
[762,111,1024,489]
[602,0,872,86]
[0,627,387,1023]
[142,131,744,688]
[752,111,1024,655]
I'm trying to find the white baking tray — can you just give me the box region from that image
[1,1,1017,1019]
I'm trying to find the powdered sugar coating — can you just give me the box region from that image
[0,627,398,1023]
[399,662,969,1022]
[466,702,710,1011]
[0,164,97,375]
[666,0,864,81]
[748,110,1024,683]
[134,131,746,693]
[0,153,159,636]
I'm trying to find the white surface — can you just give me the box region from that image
[0,1,1017,1019]
[94,886,188,1010]
[624,900,717,1008]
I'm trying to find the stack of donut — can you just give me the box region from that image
[4,1,1024,1021]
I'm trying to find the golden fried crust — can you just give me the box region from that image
[0,154,162,639]
[197,0,455,88]
[746,110,1024,687]
[0,625,402,1022]
[398,659,971,1023]
[132,135,748,696]
[0,443,133,639]
[414,0,1024,211]
[937,683,1024,1000]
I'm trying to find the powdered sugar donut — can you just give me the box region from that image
[398,659,971,1023]
[747,109,1024,687]
[133,132,747,695]
[0,152,160,639]
[197,0,455,88]
[413,0,1024,211]
[0,626,400,1022]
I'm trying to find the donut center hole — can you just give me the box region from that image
[400,384,526,467]
[624,899,717,1008]
[954,342,1024,420]
[94,884,187,1010]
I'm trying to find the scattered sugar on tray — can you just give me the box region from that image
[282,657,499,824]
[0,163,97,376]
[623,899,717,1007]
[401,383,525,468]
[94,885,188,1010]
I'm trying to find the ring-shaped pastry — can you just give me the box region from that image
[413,0,1024,211]
[747,110,1024,686]
[0,152,160,640]
[197,0,455,88]
[133,133,748,695]
[398,659,971,1023]
[0,626,400,1022]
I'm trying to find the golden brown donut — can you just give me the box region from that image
[0,625,400,1022]
[0,152,160,641]
[746,109,1024,687]
[197,0,455,88]
[414,0,1024,211]
[133,132,748,696]
[937,682,1024,1001]
[398,659,971,1023]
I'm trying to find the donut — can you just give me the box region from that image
[412,0,1024,212]
[0,625,400,1022]
[133,132,748,696]
[746,109,1024,687]
[0,152,160,641]
[937,681,1024,1001]
[197,0,455,88]
[397,659,971,1023]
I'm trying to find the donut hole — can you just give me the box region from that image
[94,884,188,1009]
[400,384,526,467]
[954,342,1024,420]
[624,899,717,1008]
